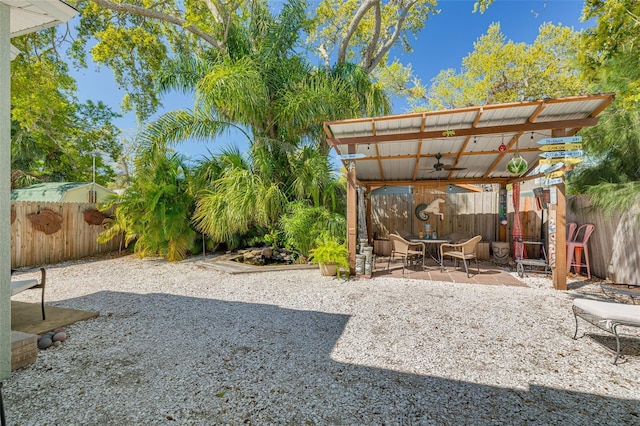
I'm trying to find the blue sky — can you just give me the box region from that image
[70,0,589,162]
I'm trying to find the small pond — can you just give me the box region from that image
[232,247,306,266]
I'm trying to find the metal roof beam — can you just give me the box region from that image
[327,116,599,146]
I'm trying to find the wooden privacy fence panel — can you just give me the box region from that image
[445,193,498,242]
[567,195,640,284]
[371,191,501,241]
[372,190,547,258]
[371,194,412,238]
[11,201,120,268]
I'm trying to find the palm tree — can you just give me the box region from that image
[99,147,196,261]
[191,147,287,249]
[133,0,388,252]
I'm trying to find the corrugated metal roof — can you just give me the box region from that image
[11,182,112,202]
[324,94,615,186]
[4,0,77,37]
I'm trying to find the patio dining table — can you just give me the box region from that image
[409,238,451,266]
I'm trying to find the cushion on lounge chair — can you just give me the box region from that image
[573,299,640,325]
[572,298,640,364]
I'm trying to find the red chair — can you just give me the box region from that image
[567,222,577,242]
[566,224,595,279]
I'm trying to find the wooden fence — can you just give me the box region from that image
[567,195,640,284]
[11,201,120,268]
[372,190,539,243]
[371,191,639,282]
[11,194,639,282]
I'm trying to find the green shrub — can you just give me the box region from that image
[280,201,345,257]
[309,236,349,278]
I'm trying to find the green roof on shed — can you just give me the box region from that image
[11,182,96,202]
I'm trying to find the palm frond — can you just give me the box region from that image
[157,57,211,95]
[584,181,640,214]
[137,109,231,150]
[197,56,269,125]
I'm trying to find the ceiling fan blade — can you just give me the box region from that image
[443,165,467,171]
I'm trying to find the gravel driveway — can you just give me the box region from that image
[5,255,640,425]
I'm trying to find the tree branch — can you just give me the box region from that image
[318,44,331,73]
[89,0,224,49]
[337,0,376,65]
[365,0,417,73]
[203,0,225,24]
[363,2,381,67]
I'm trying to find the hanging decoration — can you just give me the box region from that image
[83,209,108,226]
[512,182,524,261]
[498,134,507,153]
[28,209,63,235]
[507,154,528,175]
[499,188,508,226]
[415,204,430,221]
[357,186,367,245]
[506,135,528,175]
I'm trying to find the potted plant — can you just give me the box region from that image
[309,236,350,278]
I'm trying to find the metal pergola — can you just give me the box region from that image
[323,94,615,289]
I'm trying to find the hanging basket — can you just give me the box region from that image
[506,154,528,175]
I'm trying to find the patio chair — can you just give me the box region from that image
[441,230,472,244]
[387,233,425,274]
[11,268,46,320]
[440,235,482,277]
[394,229,418,240]
[567,222,578,242]
[566,224,595,279]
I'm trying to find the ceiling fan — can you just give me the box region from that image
[424,153,467,172]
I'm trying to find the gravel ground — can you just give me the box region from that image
[5,254,640,425]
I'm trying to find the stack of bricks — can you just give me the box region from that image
[11,331,38,371]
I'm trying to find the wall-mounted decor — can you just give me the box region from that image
[83,209,108,226]
[415,198,445,221]
[28,209,63,235]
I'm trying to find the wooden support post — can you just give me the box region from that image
[346,161,357,275]
[552,182,567,290]
[365,187,372,244]
[551,129,568,290]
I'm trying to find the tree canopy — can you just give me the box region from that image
[424,22,588,109]
[580,0,640,110]
[127,0,382,252]
[568,0,640,202]
[10,30,122,188]
[67,0,439,121]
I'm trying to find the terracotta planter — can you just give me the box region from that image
[319,263,337,276]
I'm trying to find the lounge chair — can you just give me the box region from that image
[11,268,46,320]
[572,298,640,364]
